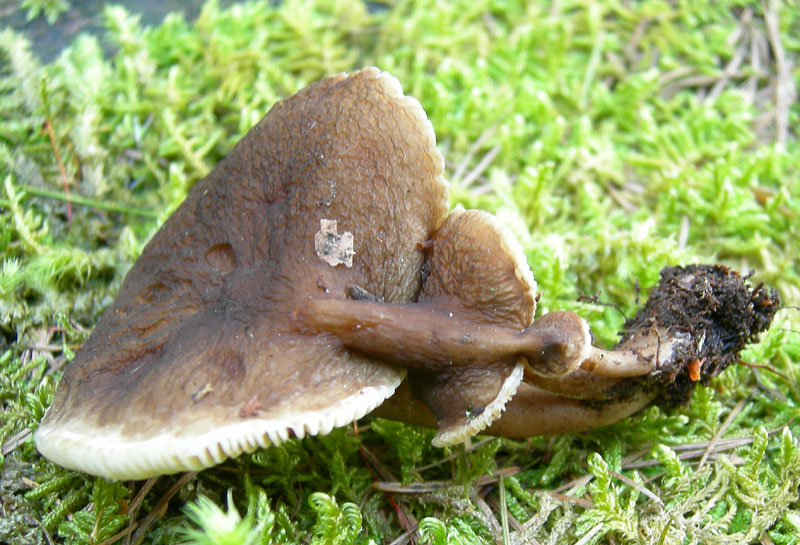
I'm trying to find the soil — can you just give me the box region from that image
[618,264,781,406]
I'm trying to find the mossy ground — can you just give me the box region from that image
[1,1,799,544]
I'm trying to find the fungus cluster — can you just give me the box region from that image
[35,68,779,481]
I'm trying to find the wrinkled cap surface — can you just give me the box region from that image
[36,67,449,480]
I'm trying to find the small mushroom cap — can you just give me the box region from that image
[36,68,449,480]
[420,206,537,326]
[411,206,538,446]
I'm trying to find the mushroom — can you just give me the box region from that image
[36,67,449,480]
[36,68,779,481]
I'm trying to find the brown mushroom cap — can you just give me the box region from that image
[410,207,537,446]
[35,68,449,480]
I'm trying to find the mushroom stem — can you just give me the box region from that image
[374,381,655,437]
[486,383,655,437]
[519,326,684,401]
[304,297,527,369]
[577,325,683,378]
[578,347,660,378]
[306,297,676,382]
[578,347,655,377]
[522,368,622,401]
[305,299,605,379]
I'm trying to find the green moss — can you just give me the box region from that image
[19,0,72,26]
[1,1,798,543]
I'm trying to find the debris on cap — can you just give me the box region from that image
[315,219,354,268]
